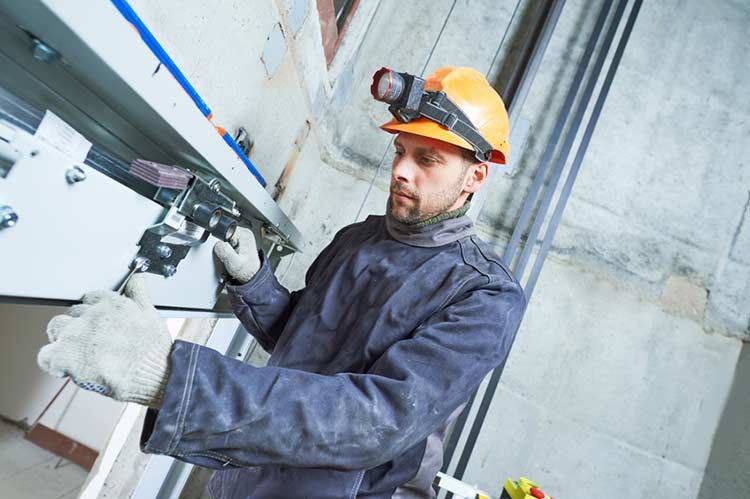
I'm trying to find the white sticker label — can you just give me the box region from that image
[34,110,92,163]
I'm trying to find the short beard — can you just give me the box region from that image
[387,163,470,225]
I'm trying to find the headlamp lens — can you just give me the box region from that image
[371,67,405,104]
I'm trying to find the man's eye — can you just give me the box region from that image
[394,150,404,156]
[420,156,437,165]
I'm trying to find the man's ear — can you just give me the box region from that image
[463,162,489,193]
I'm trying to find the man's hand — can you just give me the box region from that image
[37,274,172,408]
[213,226,260,284]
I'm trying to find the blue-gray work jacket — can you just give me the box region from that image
[141,213,526,498]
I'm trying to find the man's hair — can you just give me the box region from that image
[460,148,480,167]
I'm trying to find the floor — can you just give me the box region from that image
[0,419,87,499]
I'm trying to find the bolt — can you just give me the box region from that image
[156,244,172,259]
[210,179,222,193]
[162,264,177,277]
[133,256,150,272]
[0,205,18,229]
[31,39,61,64]
[65,166,87,184]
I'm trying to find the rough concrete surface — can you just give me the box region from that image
[461,256,741,498]
[660,274,708,322]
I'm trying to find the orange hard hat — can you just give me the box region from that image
[378,67,510,164]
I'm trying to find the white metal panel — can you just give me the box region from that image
[0,125,224,309]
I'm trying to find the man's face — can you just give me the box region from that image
[388,132,479,224]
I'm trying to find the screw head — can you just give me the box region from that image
[133,256,150,272]
[156,244,173,259]
[0,205,18,229]
[65,166,87,184]
[31,39,61,64]
[162,264,177,277]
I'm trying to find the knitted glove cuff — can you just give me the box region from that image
[123,337,172,408]
[233,264,259,285]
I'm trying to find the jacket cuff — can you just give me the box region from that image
[224,251,274,302]
[140,340,199,456]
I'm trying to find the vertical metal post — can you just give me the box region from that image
[467,0,566,221]
[524,0,644,300]
[502,0,612,270]
[444,0,567,476]
[513,0,628,281]
[446,0,643,484]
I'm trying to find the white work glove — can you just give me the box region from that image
[213,226,260,284]
[37,274,172,408]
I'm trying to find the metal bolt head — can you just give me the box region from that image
[0,205,18,229]
[156,244,173,259]
[65,166,87,184]
[162,264,177,277]
[31,39,61,64]
[133,256,150,272]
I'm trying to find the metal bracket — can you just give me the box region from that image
[131,204,208,278]
[0,120,21,178]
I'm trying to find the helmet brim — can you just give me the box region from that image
[380,118,507,164]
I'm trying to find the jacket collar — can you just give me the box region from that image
[385,209,475,248]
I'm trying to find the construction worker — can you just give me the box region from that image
[37,66,526,498]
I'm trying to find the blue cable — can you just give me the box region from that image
[110,0,211,117]
[109,0,267,187]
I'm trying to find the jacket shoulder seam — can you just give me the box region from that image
[458,238,493,283]
[467,236,515,282]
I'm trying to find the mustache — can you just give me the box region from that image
[390,181,419,200]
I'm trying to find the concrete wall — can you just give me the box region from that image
[116,0,748,497]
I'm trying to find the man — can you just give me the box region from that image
[38,66,526,498]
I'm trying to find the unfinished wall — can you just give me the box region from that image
[113,0,748,497]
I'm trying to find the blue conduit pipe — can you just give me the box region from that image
[109,0,267,187]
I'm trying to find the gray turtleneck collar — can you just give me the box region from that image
[385,203,475,248]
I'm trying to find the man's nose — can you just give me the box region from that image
[392,155,415,184]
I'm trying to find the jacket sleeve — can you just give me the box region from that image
[225,223,360,352]
[224,255,299,352]
[141,278,526,471]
